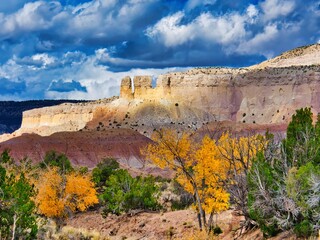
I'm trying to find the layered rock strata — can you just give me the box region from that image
[4,44,320,140]
[1,44,320,167]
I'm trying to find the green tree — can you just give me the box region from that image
[248,107,320,237]
[92,157,119,188]
[100,169,160,216]
[0,149,12,164]
[289,162,320,237]
[0,164,38,239]
[39,150,73,174]
[284,107,320,166]
[247,153,283,237]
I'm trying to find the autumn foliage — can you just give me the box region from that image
[35,167,98,220]
[175,135,230,215]
[142,129,267,231]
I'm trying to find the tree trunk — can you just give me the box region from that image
[197,213,202,230]
[11,213,18,240]
[193,183,206,231]
[207,212,214,233]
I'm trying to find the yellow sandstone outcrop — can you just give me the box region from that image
[17,103,94,136]
[120,76,133,99]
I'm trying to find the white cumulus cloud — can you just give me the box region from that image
[261,0,296,21]
[146,11,248,48]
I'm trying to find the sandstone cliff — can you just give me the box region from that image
[0,100,85,134]
[6,44,320,140]
[1,44,320,166]
[118,65,320,128]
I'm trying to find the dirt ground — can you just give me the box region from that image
[66,208,305,240]
[67,209,252,240]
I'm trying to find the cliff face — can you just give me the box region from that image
[11,97,121,135]
[120,65,320,125]
[18,103,94,135]
[3,44,320,140]
[1,44,320,167]
[0,100,86,134]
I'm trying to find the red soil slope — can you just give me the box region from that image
[0,129,169,176]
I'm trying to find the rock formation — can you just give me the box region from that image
[0,100,86,134]
[6,44,320,137]
[1,44,320,166]
[120,76,133,99]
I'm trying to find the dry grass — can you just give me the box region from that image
[179,229,217,240]
[37,218,108,240]
[57,226,102,240]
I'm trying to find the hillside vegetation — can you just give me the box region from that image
[0,107,319,239]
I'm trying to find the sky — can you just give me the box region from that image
[0,0,319,100]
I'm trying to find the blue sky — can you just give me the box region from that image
[0,0,319,100]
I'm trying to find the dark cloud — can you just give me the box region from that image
[97,47,264,72]
[48,79,87,92]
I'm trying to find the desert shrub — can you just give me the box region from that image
[78,166,89,175]
[39,150,73,173]
[157,179,193,211]
[92,157,119,187]
[183,229,215,240]
[170,180,193,210]
[171,196,193,210]
[212,226,223,235]
[100,169,160,215]
[38,220,102,240]
[293,220,313,238]
[248,108,320,237]
[167,226,175,238]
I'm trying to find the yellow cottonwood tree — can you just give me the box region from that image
[35,168,65,218]
[65,172,99,212]
[193,136,230,213]
[141,129,208,229]
[216,132,267,225]
[142,128,193,170]
[143,130,230,230]
[177,135,230,229]
[217,132,267,174]
[142,129,267,231]
[34,167,98,227]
